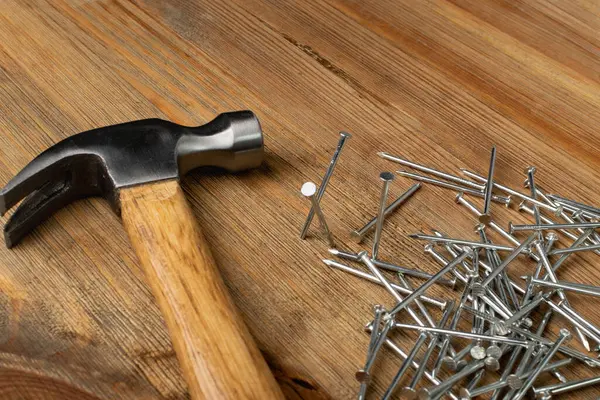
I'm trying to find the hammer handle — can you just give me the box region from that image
[120,180,283,400]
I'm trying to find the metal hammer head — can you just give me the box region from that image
[0,111,264,247]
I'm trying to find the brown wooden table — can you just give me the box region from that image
[0,1,599,399]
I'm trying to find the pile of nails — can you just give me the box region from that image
[300,133,600,399]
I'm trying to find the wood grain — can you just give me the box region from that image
[120,180,283,400]
[0,0,598,399]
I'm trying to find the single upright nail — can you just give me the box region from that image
[512,329,571,400]
[351,183,421,243]
[301,182,335,247]
[480,146,497,225]
[372,172,394,259]
[300,132,350,239]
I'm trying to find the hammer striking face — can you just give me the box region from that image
[0,111,263,247]
[0,110,284,399]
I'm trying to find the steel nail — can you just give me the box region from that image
[351,183,420,243]
[378,152,485,189]
[356,317,395,383]
[387,250,472,317]
[400,305,455,399]
[509,221,600,233]
[533,375,600,399]
[392,323,530,347]
[300,132,350,239]
[532,277,600,298]
[479,146,497,225]
[372,172,394,259]
[410,233,516,252]
[397,170,511,205]
[460,168,562,215]
[512,329,571,400]
[365,325,460,400]
[328,249,456,287]
[382,331,429,399]
[301,182,335,246]
[322,259,447,309]
[459,358,572,399]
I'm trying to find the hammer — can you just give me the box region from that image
[0,111,284,399]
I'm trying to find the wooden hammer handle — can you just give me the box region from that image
[120,180,283,400]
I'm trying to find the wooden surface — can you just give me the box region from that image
[0,0,598,399]
[121,180,283,400]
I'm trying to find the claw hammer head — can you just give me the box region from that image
[0,111,264,247]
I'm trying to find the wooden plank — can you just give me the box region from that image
[0,0,598,398]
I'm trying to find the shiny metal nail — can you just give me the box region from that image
[410,233,516,252]
[365,325,459,400]
[399,305,455,399]
[549,243,600,255]
[356,317,394,383]
[533,375,600,399]
[461,168,562,215]
[481,233,537,287]
[301,182,335,246]
[397,170,511,205]
[328,249,456,287]
[351,183,420,243]
[459,358,572,399]
[513,329,571,400]
[479,146,497,225]
[418,358,488,399]
[532,277,600,298]
[378,152,485,189]
[382,331,428,399]
[510,221,600,233]
[322,259,446,309]
[543,300,600,344]
[547,194,600,216]
[372,172,394,258]
[424,243,470,284]
[397,273,437,327]
[300,132,350,239]
[392,323,529,346]
[387,250,471,317]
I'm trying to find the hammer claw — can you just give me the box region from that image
[1,146,86,216]
[4,174,87,248]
